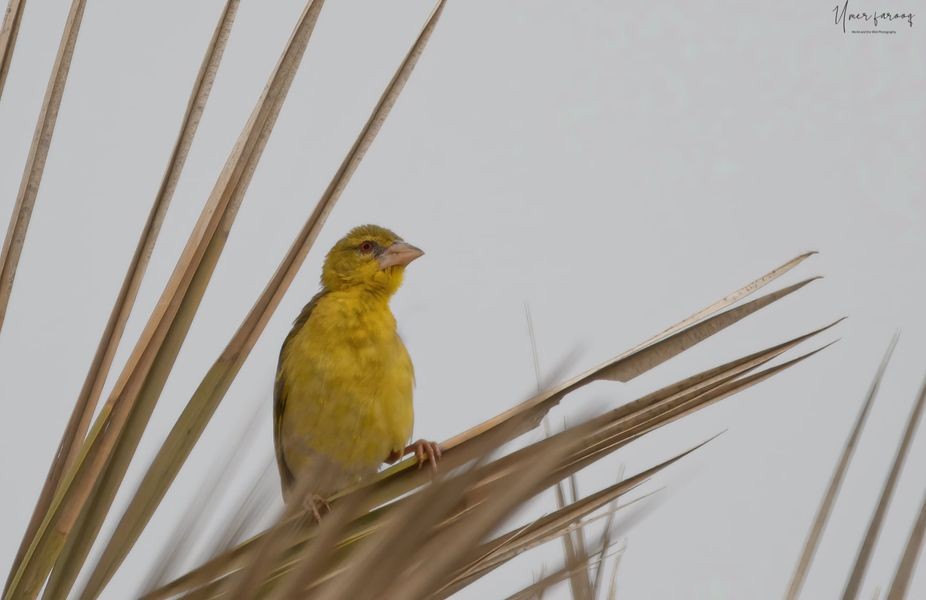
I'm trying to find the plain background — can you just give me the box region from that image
[0,1,924,598]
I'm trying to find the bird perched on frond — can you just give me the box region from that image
[274,224,440,510]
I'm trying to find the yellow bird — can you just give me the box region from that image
[274,224,440,507]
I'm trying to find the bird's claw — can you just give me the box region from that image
[409,439,442,471]
[385,439,442,470]
[302,494,330,522]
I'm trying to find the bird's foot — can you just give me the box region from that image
[386,439,442,470]
[301,494,330,522]
[409,439,442,471]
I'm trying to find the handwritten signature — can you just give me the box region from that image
[833,0,915,33]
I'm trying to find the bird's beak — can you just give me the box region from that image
[378,241,424,270]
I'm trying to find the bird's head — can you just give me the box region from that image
[321,224,424,296]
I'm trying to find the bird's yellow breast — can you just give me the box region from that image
[277,289,414,481]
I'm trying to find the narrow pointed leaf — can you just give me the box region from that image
[886,489,926,600]
[443,274,820,453]
[0,0,26,99]
[554,474,592,600]
[619,251,816,363]
[0,0,86,334]
[785,335,899,600]
[843,368,926,600]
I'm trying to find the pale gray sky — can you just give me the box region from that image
[0,1,924,599]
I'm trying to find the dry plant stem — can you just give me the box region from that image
[0,0,26,99]
[4,0,320,597]
[567,475,591,591]
[886,490,926,600]
[842,370,926,600]
[607,547,623,600]
[9,2,240,595]
[785,334,899,600]
[503,532,619,600]
[554,473,592,600]
[0,0,85,337]
[79,2,446,598]
[591,497,620,595]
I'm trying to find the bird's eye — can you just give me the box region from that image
[359,241,375,254]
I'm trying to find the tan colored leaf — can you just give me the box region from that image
[0,0,26,99]
[612,251,817,371]
[785,334,899,600]
[565,344,833,479]
[555,474,592,600]
[442,273,820,454]
[0,0,86,334]
[843,366,926,600]
[885,489,926,600]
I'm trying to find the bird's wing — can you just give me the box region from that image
[274,290,327,493]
